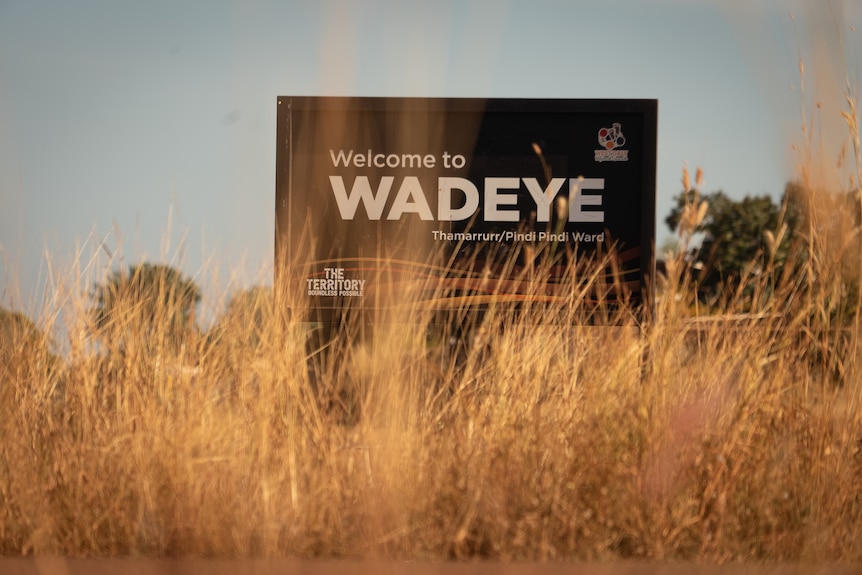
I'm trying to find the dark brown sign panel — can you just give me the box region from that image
[275,97,657,323]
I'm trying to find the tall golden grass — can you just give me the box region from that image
[4,40,862,561]
[1,198,862,563]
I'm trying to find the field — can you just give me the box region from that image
[2,193,862,565]
[5,46,862,563]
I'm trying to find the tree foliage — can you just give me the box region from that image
[0,307,41,351]
[664,177,862,328]
[90,263,201,354]
[0,306,59,386]
[665,186,803,300]
[1,307,45,369]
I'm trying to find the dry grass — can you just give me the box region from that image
[4,38,862,561]
[1,221,862,563]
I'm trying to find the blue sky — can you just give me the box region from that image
[0,0,858,318]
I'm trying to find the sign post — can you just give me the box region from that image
[275,97,657,326]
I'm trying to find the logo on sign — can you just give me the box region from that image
[306,267,365,297]
[595,123,629,162]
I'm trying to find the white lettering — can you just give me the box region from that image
[569,178,605,222]
[522,177,566,222]
[574,232,605,242]
[484,177,521,222]
[329,149,353,167]
[328,176,606,223]
[329,149,436,169]
[329,175,394,219]
[387,176,434,220]
[438,177,479,221]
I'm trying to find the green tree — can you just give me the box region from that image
[665,187,802,302]
[91,263,201,356]
[666,178,862,381]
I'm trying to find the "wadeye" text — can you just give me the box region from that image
[328,176,607,223]
[327,148,608,224]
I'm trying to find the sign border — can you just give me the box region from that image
[275,96,657,322]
